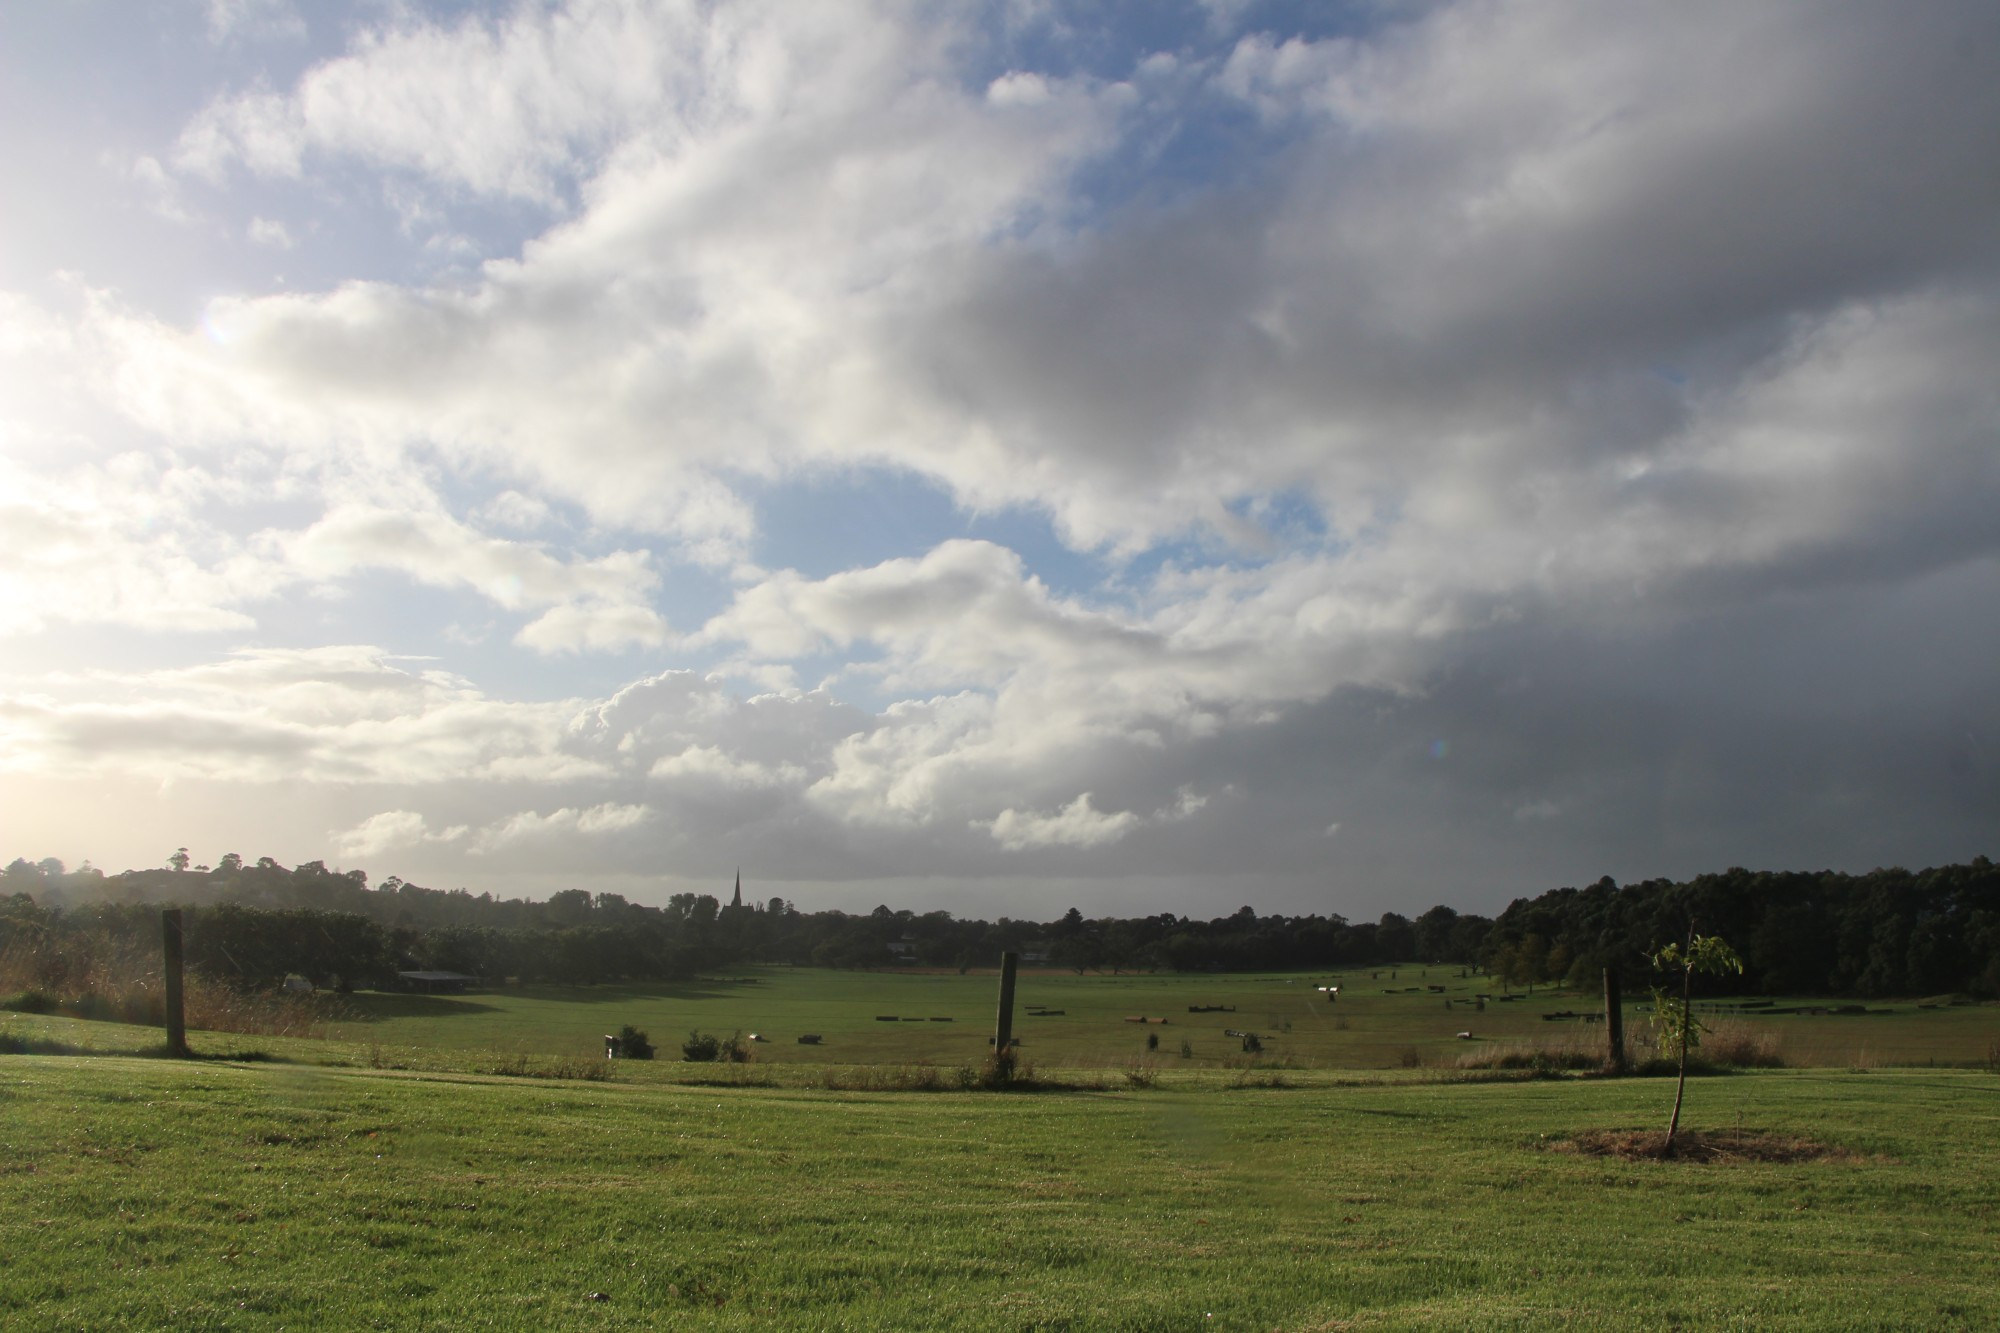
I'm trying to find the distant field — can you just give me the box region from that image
[8,967,1997,1077]
[294,967,2000,1074]
[2,1053,1996,1328]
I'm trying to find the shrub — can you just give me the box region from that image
[618,1024,655,1060]
[681,1030,720,1062]
[3,989,58,1014]
[718,1030,750,1063]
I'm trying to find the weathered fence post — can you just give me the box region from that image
[162,908,188,1057]
[993,951,1019,1057]
[1603,963,1625,1074]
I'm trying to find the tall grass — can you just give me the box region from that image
[0,936,340,1039]
[1458,1019,1785,1074]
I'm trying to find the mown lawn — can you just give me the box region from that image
[2,1054,1996,1329]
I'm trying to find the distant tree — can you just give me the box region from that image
[1375,911,1415,962]
[1412,905,1460,962]
[168,848,190,873]
[217,853,243,874]
[1651,930,1743,1158]
[680,1030,720,1062]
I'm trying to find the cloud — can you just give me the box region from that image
[469,801,653,853]
[986,794,1141,852]
[4,1,1998,912]
[332,809,465,858]
[247,216,295,249]
[0,647,577,785]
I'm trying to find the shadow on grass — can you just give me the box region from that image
[505,982,750,1005]
[335,992,507,1023]
[337,981,754,1020]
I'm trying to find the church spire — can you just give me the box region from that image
[731,868,742,909]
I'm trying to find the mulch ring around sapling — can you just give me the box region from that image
[1545,1128,1869,1164]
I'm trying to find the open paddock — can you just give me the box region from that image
[282,969,2000,1075]
[0,1050,1995,1328]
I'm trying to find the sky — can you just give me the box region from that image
[1,0,1995,921]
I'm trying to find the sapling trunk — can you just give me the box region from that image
[1663,925,1694,1158]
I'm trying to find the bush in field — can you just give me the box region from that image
[681,1030,721,1062]
[718,1030,750,1063]
[618,1024,655,1060]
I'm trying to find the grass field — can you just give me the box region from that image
[301,966,2000,1075]
[5,971,1999,1328]
[3,1055,1997,1329]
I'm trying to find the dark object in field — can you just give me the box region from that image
[1187,1004,1235,1013]
[1124,1015,1169,1024]
[1027,1009,1064,1016]
[901,1016,923,1022]
[604,1033,620,1059]
[992,951,1019,1063]
[1146,1032,1159,1051]
[162,908,188,1057]
[876,1015,899,1021]
[797,1034,822,1044]
[617,1025,654,1059]
[1240,1033,1263,1054]
[929,1016,953,1021]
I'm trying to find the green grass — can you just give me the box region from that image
[302,968,2000,1075]
[5,972,1999,1326]
[2,1055,1997,1328]
[9,967,1999,1078]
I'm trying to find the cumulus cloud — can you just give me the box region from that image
[332,809,466,858]
[469,801,653,853]
[3,0,1997,910]
[986,794,1141,852]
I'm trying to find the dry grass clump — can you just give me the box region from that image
[1455,1040,1602,1075]
[1550,1127,1860,1164]
[1,937,343,1039]
[1697,1021,1786,1068]
[484,1054,614,1082]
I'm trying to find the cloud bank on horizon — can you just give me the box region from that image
[1,0,1994,917]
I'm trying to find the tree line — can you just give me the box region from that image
[3,853,1995,997]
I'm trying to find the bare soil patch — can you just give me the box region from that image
[1550,1127,1864,1164]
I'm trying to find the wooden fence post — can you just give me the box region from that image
[993,951,1019,1057]
[162,908,188,1057]
[1603,963,1625,1074]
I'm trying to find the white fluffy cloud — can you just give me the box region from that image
[3,0,1996,910]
